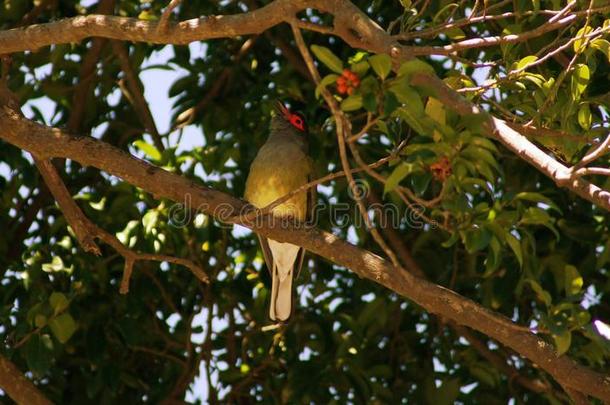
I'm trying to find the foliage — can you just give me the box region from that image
[1,0,610,403]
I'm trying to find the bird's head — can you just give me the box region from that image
[272,100,308,134]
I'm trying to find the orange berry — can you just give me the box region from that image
[347,87,355,95]
[342,68,352,78]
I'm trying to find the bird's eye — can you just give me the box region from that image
[290,115,305,131]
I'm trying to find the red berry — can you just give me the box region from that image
[336,76,346,86]
[342,68,352,78]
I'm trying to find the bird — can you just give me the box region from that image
[244,101,314,322]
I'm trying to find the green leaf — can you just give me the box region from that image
[49,313,78,344]
[395,107,427,135]
[433,3,459,23]
[564,265,583,296]
[590,38,610,62]
[464,226,492,253]
[514,192,562,214]
[340,95,363,112]
[42,256,71,273]
[310,45,343,74]
[444,26,466,40]
[142,210,159,234]
[411,172,432,195]
[384,162,418,194]
[442,232,460,248]
[573,26,593,53]
[514,55,538,71]
[350,61,370,76]
[383,91,400,116]
[526,279,552,306]
[389,78,424,115]
[397,58,435,79]
[578,104,592,130]
[35,314,48,328]
[25,334,54,377]
[520,207,559,239]
[363,92,378,112]
[49,292,69,315]
[570,64,590,100]
[368,54,392,80]
[133,140,162,161]
[315,74,339,98]
[137,10,157,21]
[461,145,500,172]
[469,363,498,387]
[504,232,523,268]
[553,331,572,355]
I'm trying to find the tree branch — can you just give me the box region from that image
[0,355,52,405]
[1,99,609,402]
[407,15,576,56]
[111,40,165,151]
[33,157,101,255]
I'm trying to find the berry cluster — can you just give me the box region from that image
[429,156,452,181]
[336,69,361,95]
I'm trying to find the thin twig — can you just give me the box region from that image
[347,112,378,142]
[574,133,610,169]
[245,148,401,223]
[409,15,576,56]
[112,40,165,151]
[290,22,402,269]
[572,167,610,178]
[158,0,182,33]
[33,155,207,294]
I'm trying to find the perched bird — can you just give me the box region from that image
[244,101,314,322]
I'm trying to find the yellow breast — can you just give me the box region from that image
[244,140,311,220]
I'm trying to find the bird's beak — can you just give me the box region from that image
[274,100,291,120]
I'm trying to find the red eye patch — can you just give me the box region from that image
[289,114,306,132]
[276,101,307,133]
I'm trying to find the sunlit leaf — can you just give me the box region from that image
[311,45,344,73]
[133,140,162,161]
[368,54,392,80]
[578,104,592,130]
[564,265,583,296]
[570,64,590,100]
[340,95,363,111]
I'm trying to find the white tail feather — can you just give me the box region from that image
[268,240,299,321]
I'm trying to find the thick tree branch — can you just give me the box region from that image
[0,355,52,405]
[1,0,605,214]
[0,101,608,402]
[0,0,396,56]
